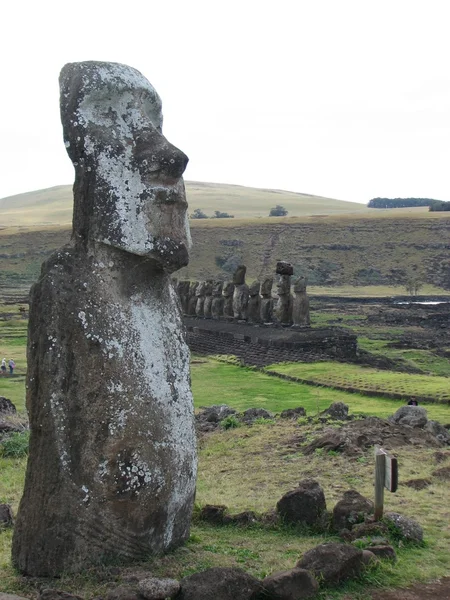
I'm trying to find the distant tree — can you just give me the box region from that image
[191,208,208,219]
[368,197,441,209]
[269,204,288,217]
[213,210,234,218]
[405,277,423,296]
[429,201,450,212]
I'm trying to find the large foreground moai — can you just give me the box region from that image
[292,276,311,327]
[12,62,197,576]
[232,265,249,320]
[274,261,293,325]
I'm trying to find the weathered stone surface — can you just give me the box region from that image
[0,503,14,528]
[247,281,261,323]
[426,420,450,444]
[321,402,349,420]
[258,567,318,599]
[367,545,397,561]
[296,542,365,584]
[177,280,190,315]
[280,407,306,419]
[0,397,16,414]
[361,549,378,565]
[276,479,326,526]
[242,408,273,423]
[40,591,84,600]
[223,510,258,526]
[211,281,224,319]
[138,577,180,600]
[178,567,262,600]
[383,512,424,543]
[232,266,249,320]
[292,277,310,328]
[389,406,428,428]
[274,275,292,325]
[340,520,388,541]
[222,282,235,319]
[332,490,374,531]
[203,281,214,319]
[260,278,273,323]
[187,282,199,316]
[276,261,294,276]
[199,504,228,524]
[196,281,207,317]
[12,61,197,577]
[106,587,140,600]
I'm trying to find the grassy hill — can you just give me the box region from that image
[1,184,449,292]
[0,182,369,226]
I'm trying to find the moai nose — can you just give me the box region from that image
[134,129,189,181]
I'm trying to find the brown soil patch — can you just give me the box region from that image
[369,577,450,600]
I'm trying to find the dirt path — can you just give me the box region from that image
[367,577,450,600]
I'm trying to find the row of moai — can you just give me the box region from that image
[175,262,310,327]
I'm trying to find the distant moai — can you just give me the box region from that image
[195,281,206,317]
[292,276,310,327]
[232,265,249,321]
[247,280,261,323]
[274,261,293,325]
[211,280,224,319]
[177,280,190,315]
[12,62,197,576]
[222,281,235,319]
[187,281,199,316]
[203,280,213,318]
[260,277,274,323]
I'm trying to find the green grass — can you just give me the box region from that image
[265,361,450,404]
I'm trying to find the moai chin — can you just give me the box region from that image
[247,280,261,324]
[203,280,213,319]
[211,280,224,319]
[260,277,274,323]
[292,276,311,327]
[187,281,199,316]
[12,62,197,577]
[195,281,206,317]
[232,265,249,321]
[222,281,235,319]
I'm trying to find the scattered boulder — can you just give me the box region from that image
[280,407,306,419]
[332,490,374,531]
[367,545,397,561]
[432,466,450,480]
[106,587,140,600]
[258,567,318,599]
[361,550,378,565]
[223,511,258,526]
[0,504,14,528]
[425,420,450,445]
[320,402,349,420]
[0,421,23,435]
[276,479,326,527]
[242,408,273,423]
[341,520,388,542]
[178,567,262,600]
[138,578,180,600]
[0,397,16,414]
[40,592,84,600]
[383,512,424,544]
[199,504,228,524]
[404,478,432,490]
[196,405,237,431]
[389,406,428,428]
[296,542,365,585]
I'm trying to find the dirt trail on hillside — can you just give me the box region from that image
[363,578,450,599]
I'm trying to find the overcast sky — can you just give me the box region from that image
[1,0,450,204]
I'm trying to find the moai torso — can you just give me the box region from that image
[222,281,235,319]
[292,277,310,327]
[177,280,190,315]
[203,280,213,318]
[187,282,199,316]
[274,262,293,325]
[232,265,249,321]
[195,281,206,317]
[211,281,224,319]
[247,281,261,323]
[12,62,197,577]
[260,277,274,323]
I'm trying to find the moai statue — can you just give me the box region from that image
[187,281,199,316]
[274,261,293,325]
[292,276,310,327]
[211,280,224,319]
[260,277,274,323]
[12,62,197,577]
[177,280,190,315]
[203,280,213,318]
[232,265,249,321]
[247,280,261,324]
[195,281,206,317]
[222,281,235,319]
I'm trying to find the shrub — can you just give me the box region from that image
[0,430,30,458]
[214,210,234,218]
[220,415,241,430]
[191,208,209,219]
[269,205,288,217]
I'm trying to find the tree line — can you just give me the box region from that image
[367,197,443,209]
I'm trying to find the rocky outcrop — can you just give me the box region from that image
[276,479,326,526]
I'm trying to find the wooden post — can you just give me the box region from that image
[374,447,386,521]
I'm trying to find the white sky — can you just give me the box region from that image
[1,0,450,204]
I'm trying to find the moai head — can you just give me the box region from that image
[249,281,260,297]
[195,281,206,296]
[223,282,234,297]
[189,281,198,296]
[276,275,291,296]
[233,265,246,285]
[276,261,294,276]
[212,281,223,296]
[204,280,213,295]
[293,276,307,293]
[60,61,191,272]
[260,278,273,297]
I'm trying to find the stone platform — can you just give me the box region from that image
[184,317,357,366]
